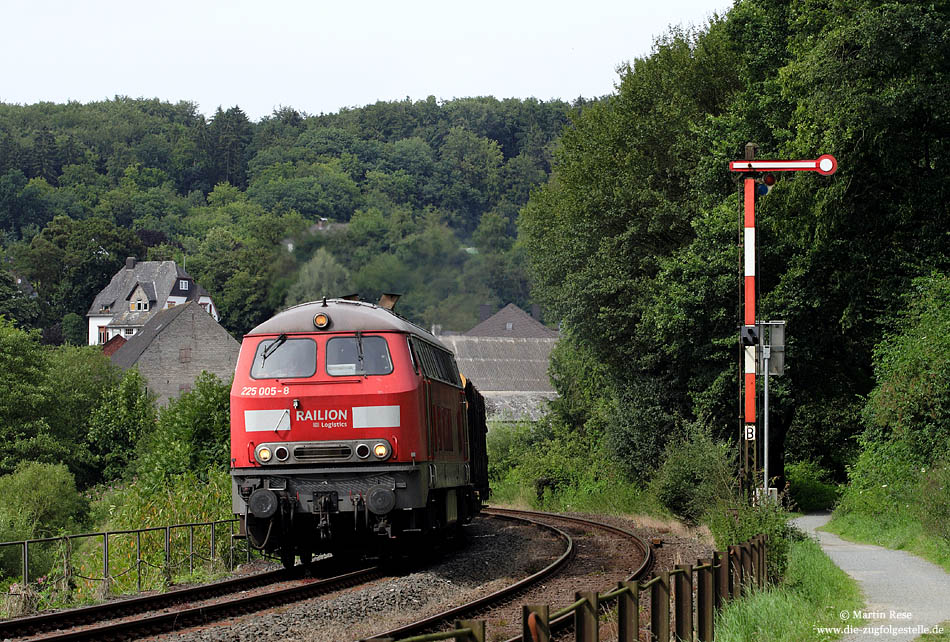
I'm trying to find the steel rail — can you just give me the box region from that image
[364,509,579,641]
[0,566,288,639]
[7,562,380,641]
[491,508,655,642]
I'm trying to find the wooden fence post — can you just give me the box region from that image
[728,545,741,596]
[673,564,693,642]
[575,591,599,642]
[618,581,640,642]
[457,619,485,642]
[715,550,730,605]
[741,541,753,593]
[749,537,761,587]
[523,604,550,642]
[651,572,670,642]
[697,558,714,642]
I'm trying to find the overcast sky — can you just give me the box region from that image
[2,0,732,121]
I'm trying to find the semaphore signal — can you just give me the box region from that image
[729,145,838,497]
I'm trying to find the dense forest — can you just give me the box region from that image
[518,0,950,492]
[0,95,577,338]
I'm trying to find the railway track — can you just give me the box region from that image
[363,508,654,642]
[0,559,381,641]
[0,510,650,641]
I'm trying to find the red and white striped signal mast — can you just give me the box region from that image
[729,144,837,496]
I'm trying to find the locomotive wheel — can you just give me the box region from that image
[280,546,296,570]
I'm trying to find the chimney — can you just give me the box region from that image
[479,304,492,322]
[126,257,137,270]
[531,304,541,322]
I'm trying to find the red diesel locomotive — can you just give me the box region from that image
[230,298,489,567]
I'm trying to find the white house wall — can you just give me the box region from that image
[87,315,112,345]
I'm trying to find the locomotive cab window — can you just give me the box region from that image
[327,336,393,376]
[408,337,462,387]
[250,337,317,379]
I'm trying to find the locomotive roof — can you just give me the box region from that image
[246,299,449,349]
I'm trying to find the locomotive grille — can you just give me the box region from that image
[296,475,396,496]
[293,444,353,461]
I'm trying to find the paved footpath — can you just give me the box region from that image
[792,513,950,641]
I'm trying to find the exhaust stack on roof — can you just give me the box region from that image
[378,293,401,311]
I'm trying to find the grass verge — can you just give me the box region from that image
[824,511,950,574]
[715,536,864,642]
[918,621,950,640]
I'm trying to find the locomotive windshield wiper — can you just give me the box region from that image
[356,331,364,374]
[260,333,287,367]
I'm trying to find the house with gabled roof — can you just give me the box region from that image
[86,257,219,345]
[110,301,239,405]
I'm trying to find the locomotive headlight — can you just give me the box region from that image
[373,443,389,459]
[258,447,273,463]
[313,313,330,329]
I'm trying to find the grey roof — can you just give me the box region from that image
[87,260,203,318]
[140,282,157,302]
[108,310,155,328]
[465,303,558,338]
[111,303,191,370]
[440,335,557,393]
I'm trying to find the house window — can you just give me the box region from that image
[124,328,134,336]
[506,322,513,331]
[98,327,107,344]
[180,280,189,290]
[135,299,148,311]
[180,348,191,363]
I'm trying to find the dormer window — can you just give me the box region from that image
[180,280,189,291]
[134,299,148,311]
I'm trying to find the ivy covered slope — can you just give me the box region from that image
[1,96,578,336]
[519,0,950,486]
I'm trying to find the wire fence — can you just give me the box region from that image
[0,519,264,612]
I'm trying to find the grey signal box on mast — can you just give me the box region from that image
[757,321,785,376]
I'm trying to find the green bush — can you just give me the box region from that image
[133,372,231,487]
[72,469,233,599]
[485,417,656,515]
[785,461,841,512]
[650,427,734,523]
[0,463,88,579]
[87,369,157,482]
[705,500,802,581]
[918,462,950,541]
